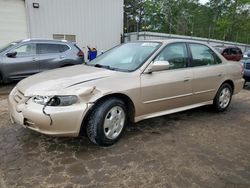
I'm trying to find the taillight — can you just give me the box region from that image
[240,63,244,75]
[77,50,84,57]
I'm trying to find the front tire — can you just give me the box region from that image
[213,83,233,112]
[86,98,127,146]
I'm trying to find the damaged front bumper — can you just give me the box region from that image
[8,89,92,137]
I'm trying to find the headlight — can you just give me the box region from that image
[32,95,78,106]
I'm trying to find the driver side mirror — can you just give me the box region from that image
[145,60,170,73]
[6,51,17,58]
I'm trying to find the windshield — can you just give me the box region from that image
[89,42,161,72]
[0,42,18,53]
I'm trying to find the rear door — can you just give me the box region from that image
[2,43,39,79]
[140,42,193,116]
[37,43,70,72]
[189,43,224,103]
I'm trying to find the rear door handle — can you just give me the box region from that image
[218,73,223,77]
[60,55,65,59]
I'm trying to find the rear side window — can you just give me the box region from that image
[37,43,69,54]
[190,43,221,67]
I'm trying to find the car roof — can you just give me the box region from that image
[135,39,212,45]
[21,38,70,44]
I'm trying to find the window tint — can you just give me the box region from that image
[155,43,188,69]
[190,44,220,66]
[13,43,36,57]
[37,44,69,54]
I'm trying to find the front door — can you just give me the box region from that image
[140,42,193,117]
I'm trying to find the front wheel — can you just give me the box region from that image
[213,83,233,112]
[86,98,127,146]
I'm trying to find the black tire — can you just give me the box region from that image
[213,83,233,112]
[86,98,127,146]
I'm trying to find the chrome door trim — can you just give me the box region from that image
[194,89,216,95]
[143,93,193,104]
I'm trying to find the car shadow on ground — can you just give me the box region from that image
[0,82,17,94]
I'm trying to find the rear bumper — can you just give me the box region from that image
[234,78,245,94]
[8,91,91,137]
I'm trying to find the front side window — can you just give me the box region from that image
[13,43,36,57]
[89,42,161,72]
[37,44,69,54]
[190,43,220,66]
[155,43,188,69]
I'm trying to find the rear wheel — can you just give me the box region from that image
[86,98,127,146]
[213,83,233,112]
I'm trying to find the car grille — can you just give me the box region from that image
[13,89,25,103]
[246,63,250,70]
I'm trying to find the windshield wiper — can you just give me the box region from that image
[86,63,129,72]
[94,64,117,71]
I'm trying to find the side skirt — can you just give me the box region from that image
[134,101,213,123]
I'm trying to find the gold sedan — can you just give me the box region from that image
[9,40,244,146]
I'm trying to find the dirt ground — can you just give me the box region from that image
[0,83,250,188]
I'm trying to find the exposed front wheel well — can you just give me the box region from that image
[79,93,135,137]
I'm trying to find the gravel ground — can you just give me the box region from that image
[0,83,250,188]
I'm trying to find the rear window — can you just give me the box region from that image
[37,43,70,54]
[230,48,242,55]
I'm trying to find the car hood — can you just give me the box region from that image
[17,65,115,96]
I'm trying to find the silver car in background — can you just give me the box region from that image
[0,39,84,83]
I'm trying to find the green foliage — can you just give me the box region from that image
[124,0,250,44]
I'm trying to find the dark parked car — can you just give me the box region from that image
[240,54,250,84]
[0,39,84,82]
[219,46,243,61]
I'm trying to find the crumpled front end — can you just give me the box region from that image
[8,87,91,137]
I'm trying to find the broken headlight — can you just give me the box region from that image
[32,95,78,106]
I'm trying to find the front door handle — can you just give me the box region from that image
[184,78,191,82]
[60,55,65,59]
[32,57,38,61]
[218,73,223,77]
